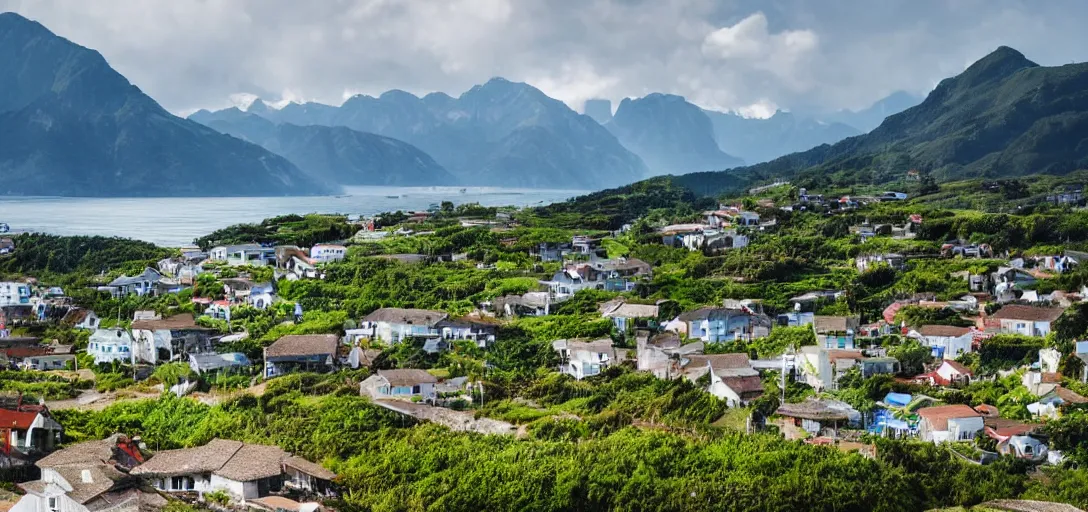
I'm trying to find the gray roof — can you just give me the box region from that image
[132,439,289,483]
[215,443,289,482]
[264,334,338,358]
[362,307,447,326]
[132,439,244,477]
[284,456,336,481]
[189,352,250,372]
[378,369,438,387]
[813,316,860,333]
[601,302,659,319]
[37,434,127,468]
[108,268,161,287]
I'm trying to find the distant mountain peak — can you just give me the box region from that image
[956,46,1039,87]
[379,89,420,102]
[246,98,272,114]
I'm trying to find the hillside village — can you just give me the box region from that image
[5,175,1088,510]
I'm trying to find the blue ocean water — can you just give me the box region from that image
[0,186,585,246]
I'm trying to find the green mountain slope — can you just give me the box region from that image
[0,12,333,197]
[672,46,1088,197]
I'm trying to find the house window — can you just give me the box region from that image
[171,476,195,490]
[958,430,973,441]
[48,497,58,512]
[412,385,421,394]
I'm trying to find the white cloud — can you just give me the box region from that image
[735,99,779,119]
[1,0,1085,118]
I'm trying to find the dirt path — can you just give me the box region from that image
[373,399,516,435]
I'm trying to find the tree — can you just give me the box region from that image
[888,339,932,376]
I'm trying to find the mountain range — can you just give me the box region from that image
[0,12,332,197]
[4,12,1082,199]
[199,80,649,190]
[605,94,745,174]
[671,46,1088,196]
[188,108,457,186]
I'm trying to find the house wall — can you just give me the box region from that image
[209,474,253,501]
[1000,319,1051,337]
[925,334,974,359]
[936,363,965,383]
[947,417,984,442]
[707,372,743,407]
[151,473,213,493]
[819,333,855,350]
[10,490,89,512]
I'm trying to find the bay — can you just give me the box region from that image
[0,186,585,246]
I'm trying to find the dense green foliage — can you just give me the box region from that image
[53,372,1085,512]
[194,214,355,249]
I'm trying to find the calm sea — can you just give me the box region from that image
[0,186,585,246]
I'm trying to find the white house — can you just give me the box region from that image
[209,244,276,267]
[915,325,975,360]
[798,347,864,391]
[359,369,438,400]
[13,435,155,512]
[13,464,148,512]
[0,281,32,306]
[855,253,905,272]
[683,354,763,407]
[359,308,447,343]
[991,305,1065,337]
[540,268,597,300]
[87,329,134,365]
[131,439,304,502]
[310,244,347,264]
[553,339,618,380]
[62,308,100,330]
[917,404,984,443]
[919,360,974,387]
[105,267,163,297]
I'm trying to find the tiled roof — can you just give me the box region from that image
[813,316,859,333]
[991,305,1065,323]
[720,375,764,397]
[940,360,974,376]
[215,443,289,482]
[362,308,447,325]
[0,409,39,430]
[284,456,336,481]
[919,325,972,337]
[917,404,980,431]
[131,439,243,477]
[686,353,751,371]
[131,314,206,331]
[264,334,338,358]
[36,434,127,468]
[378,369,438,387]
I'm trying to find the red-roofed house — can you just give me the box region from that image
[0,403,62,458]
[918,360,974,387]
[917,404,983,443]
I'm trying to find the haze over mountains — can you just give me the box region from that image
[672,46,1088,196]
[196,80,649,189]
[0,12,332,197]
[189,107,458,186]
[2,11,1085,198]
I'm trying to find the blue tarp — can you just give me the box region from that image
[884,392,913,407]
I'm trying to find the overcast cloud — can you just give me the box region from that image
[2,0,1086,117]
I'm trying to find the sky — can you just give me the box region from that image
[2,0,1086,117]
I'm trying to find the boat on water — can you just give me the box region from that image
[459,188,467,193]
[385,195,400,199]
[0,223,9,233]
